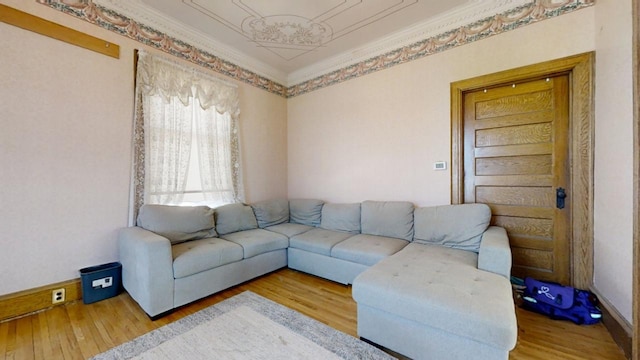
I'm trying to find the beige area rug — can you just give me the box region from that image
[91,291,396,360]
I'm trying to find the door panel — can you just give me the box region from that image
[475,123,552,146]
[476,186,554,207]
[492,216,554,238]
[513,248,554,270]
[476,155,552,176]
[463,75,571,284]
[475,87,554,118]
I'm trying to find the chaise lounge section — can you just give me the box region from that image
[352,204,517,359]
[118,198,517,358]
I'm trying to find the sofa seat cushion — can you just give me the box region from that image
[352,243,517,350]
[220,229,289,259]
[171,238,243,279]
[290,228,355,256]
[264,223,314,237]
[331,234,409,266]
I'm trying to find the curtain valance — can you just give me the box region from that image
[136,50,240,119]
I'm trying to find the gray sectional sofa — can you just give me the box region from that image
[118,199,517,359]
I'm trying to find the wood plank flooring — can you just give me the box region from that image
[0,268,626,359]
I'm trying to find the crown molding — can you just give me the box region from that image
[40,0,594,96]
[94,0,531,87]
[286,0,594,97]
[287,0,530,85]
[93,0,287,84]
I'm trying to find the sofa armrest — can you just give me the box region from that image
[118,227,175,317]
[478,226,512,280]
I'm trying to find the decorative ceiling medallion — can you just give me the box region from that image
[244,16,332,49]
[183,0,417,61]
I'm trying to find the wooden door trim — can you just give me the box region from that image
[450,52,595,289]
[632,0,639,357]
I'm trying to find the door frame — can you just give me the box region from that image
[632,0,639,357]
[450,52,595,289]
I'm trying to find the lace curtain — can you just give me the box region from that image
[195,106,238,205]
[130,50,243,224]
[144,95,193,205]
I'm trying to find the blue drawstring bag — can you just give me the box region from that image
[521,277,602,325]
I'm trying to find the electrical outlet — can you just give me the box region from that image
[52,288,66,304]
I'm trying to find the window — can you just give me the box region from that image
[182,105,234,206]
[130,50,243,223]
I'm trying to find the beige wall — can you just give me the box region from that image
[0,9,132,297]
[594,0,634,322]
[239,85,288,203]
[288,9,596,206]
[0,0,287,296]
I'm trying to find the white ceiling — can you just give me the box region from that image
[94,0,530,85]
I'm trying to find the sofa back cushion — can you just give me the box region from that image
[361,201,414,241]
[320,203,361,234]
[136,204,216,244]
[289,199,324,227]
[251,199,289,228]
[413,203,491,252]
[215,203,258,235]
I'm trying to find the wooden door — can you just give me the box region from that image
[462,75,571,284]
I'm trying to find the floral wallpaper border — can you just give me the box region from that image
[36,0,288,97]
[38,0,594,98]
[288,0,595,97]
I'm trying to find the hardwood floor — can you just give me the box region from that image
[0,268,626,359]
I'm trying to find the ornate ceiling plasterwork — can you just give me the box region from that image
[246,16,332,48]
[37,0,594,98]
[179,0,419,62]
